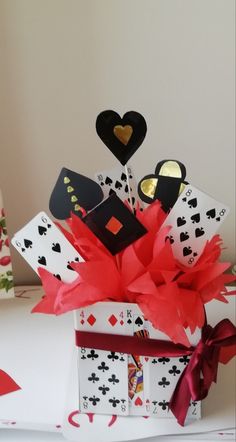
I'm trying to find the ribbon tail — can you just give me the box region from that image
[169,368,191,426]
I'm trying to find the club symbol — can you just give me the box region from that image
[168,365,181,376]
[179,355,190,365]
[158,377,170,388]
[87,350,99,361]
[107,352,119,361]
[109,397,120,408]
[192,400,197,407]
[98,361,109,372]
[98,384,110,395]
[158,400,169,410]
[119,356,125,362]
[83,396,88,400]
[108,374,119,385]
[151,358,158,364]
[81,355,86,360]
[89,395,100,406]
[88,373,99,383]
[158,357,170,364]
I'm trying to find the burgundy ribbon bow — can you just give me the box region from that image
[76,318,236,425]
[169,318,236,425]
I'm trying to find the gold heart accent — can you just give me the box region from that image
[113,125,133,146]
[74,204,82,211]
[64,177,70,184]
[71,195,78,203]
[140,178,158,199]
[67,186,74,193]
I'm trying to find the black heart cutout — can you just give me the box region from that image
[24,239,32,248]
[135,316,143,326]
[177,217,186,227]
[188,198,197,208]
[52,242,61,253]
[206,208,216,219]
[38,256,47,266]
[180,232,189,242]
[96,110,147,165]
[183,246,192,256]
[49,167,104,220]
[38,226,47,236]
[195,227,205,237]
[115,180,122,190]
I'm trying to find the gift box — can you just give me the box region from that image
[0,189,14,299]
[75,302,201,419]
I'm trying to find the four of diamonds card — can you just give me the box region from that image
[75,302,201,419]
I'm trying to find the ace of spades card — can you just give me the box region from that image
[95,164,143,212]
[162,184,230,267]
[75,302,135,416]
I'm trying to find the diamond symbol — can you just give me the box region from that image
[108,314,118,327]
[80,319,85,325]
[120,320,124,325]
[87,314,96,326]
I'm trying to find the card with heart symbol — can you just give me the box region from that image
[12,211,83,283]
[162,184,230,267]
[49,167,104,220]
[83,193,147,255]
[96,110,147,165]
[138,160,187,212]
[94,164,143,212]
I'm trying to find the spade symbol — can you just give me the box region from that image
[38,226,47,236]
[195,227,205,237]
[183,246,192,257]
[109,188,116,196]
[96,110,147,165]
[38,256,47,266]
[187,198,197,208]
[191,213,200,223]
[121,173,127,182]
[115,180,122,190]
[177,217,186,227]
[52,242,61,253]
[135,316,144,327]
[206,208,216,219]
[49,167,104,220]
[180,232,189,242]
[24,239,32,249]
[105,177,113,186]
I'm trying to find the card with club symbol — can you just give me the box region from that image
[162,184,229,267]
[76,303,135,415]
[94,164,143,212]
[11,211,83,283]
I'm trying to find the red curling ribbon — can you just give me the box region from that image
[0,370,21,396]
[75,318,236,426]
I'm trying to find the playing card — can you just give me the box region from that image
[0,189,14,298]
[95,164,143,212]
[128,314,150,416]
[162,184,230,267]
[12,211,83,283]
[78,346,129,416]
[76,303,134,416]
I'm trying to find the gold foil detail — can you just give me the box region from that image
[140,178,158,199]
[113,125,133,146]
[64,177,70,184]
[179,182,186,195]
[71,195,78,203]
[159,161,182,178]
[67,186,74,193]
[74,204,82,211]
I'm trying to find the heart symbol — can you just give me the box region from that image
[96,110,147,165]
[135,397,143,406]
[177,216,186,227]
[52,242,61,253]
[113,125,133,146]
[144,357,149,362]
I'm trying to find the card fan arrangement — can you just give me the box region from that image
[11,110,236,427]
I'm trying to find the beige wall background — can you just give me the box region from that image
[0,0,235,285]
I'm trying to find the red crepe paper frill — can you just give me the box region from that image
[32,201,236,346]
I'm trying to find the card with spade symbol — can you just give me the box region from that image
[162,184,230,267]
[95,164,143,212]
[76,303,134,415]
[12,211,83,283]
